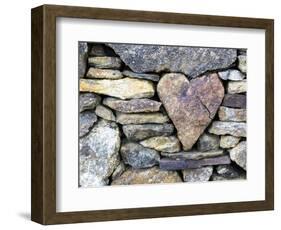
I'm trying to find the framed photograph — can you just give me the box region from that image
[31,4,274,225]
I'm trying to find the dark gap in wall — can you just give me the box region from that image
[177,169,185,182]
[88,43,118,57]
[108,173,113,185]
[230,161,246,174]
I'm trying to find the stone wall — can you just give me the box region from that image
[79,42,247,187]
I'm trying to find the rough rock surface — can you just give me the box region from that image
[157,73,224,150]
[227,80,247,94]
[218,69,245,81]
[111,167,182,185]
[123,70,160,82]
[88,56,122,69]
[116,112,169,124]
[79,119,121,187]
[229,141,247,170]
[80,155,107,187]
[79,93,101,112]
[78,42,88,78]
[95,105,116,121]
[80,78,155,99]
[140,136,181,153]
[208,121,246,137]
[86,68,123,79]
[238,55,247,73]
[222,94,246,109]
[103,97,161,113]
[108,44,237,78]
[216,164,242,179]
[120,142,160,168]
[161,149,224,160]
[218,106,246,122]
[220,135,241,149]
[197,133,220,152]
[79,111,97,137]
[111,161,126,180]
[122,123,174,141]
[182,166,213,182]
[211,173,246,181]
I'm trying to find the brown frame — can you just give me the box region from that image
[31,4,274,225]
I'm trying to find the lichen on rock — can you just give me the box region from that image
[80,78,155,99]
[79,119,121,187]
[111,167,182,185]
[108,43,237,78]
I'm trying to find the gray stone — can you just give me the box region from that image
[211,172,246,181]
[218,69,245,81]
[229,141,247,170]
[86,68,123,79]
[111,161,126,181]
[161,149,224,160]
[220,135,241,149]
[79,93,101,112]
[218,106,246,122]
[79,119,121,187]
[160,155,231,170]
[95,105,116,121]
[103,97,162,113]
[238,55,247,73]
[120,142,160,168]
[227,80,247,94]
[79,119,121,156]
[208,121,246,137]
[80,78,155,99]
[222,94,246,109]
[80,155,108,187]
[122,70,160,82]
[140,136,181,153]
[238,49,247,56]
[88,56,122,69]
[79,111,97,137]
[197,133,220,152]
[122,123,174,141]
[78,42,88,78]
[111,167,182,185]
[89,44,107,56]
[116,112,169,124]
[157,73,224,150]
[182,166,213,182]
[216,164,242,179]
[108,44,237,78]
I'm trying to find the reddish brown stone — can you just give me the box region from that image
[157,73,224,150]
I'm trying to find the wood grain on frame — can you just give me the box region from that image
[31,4,274,225]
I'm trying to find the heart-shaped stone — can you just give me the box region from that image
[157,73,224,150]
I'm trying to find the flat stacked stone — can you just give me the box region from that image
[103,97,162,113]
[80,78,155,99]
[111,167,182,185]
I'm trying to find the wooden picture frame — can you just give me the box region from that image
[31,4,274,225]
